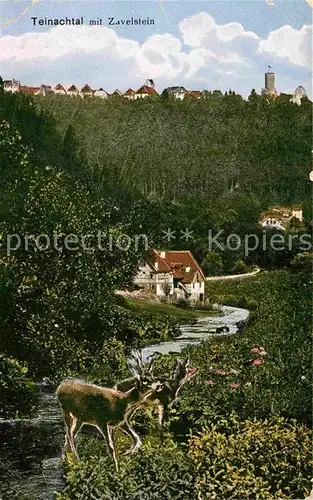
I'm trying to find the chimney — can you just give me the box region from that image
[160,251,166,259]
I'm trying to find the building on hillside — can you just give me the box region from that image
[111,89,122,97]
[188,90,203,99]
[94,88,108,99]
[162,86,188,100]
[54,83,67,95]
[261,69,278,98]
[4,79,21,92]
[134,249,205,302]
[39,84,54,96]
[80,84,94,97]
[67,84,80,97]
[124,88,135,100]
[291,86,307,106]
[134,84,158,99]
[20,85,40,95]
[259,205,303,231]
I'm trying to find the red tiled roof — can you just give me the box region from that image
[146,249,205,283]
[146,249,172,273]
[67,85,79,92]
[135,85,158,95]
[160,251,205,283]
[20,86,40,94]
[188,90,203,98]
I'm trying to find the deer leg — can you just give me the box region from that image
[98,425,119,472]
[68,413,80,460]
[62,412,79,460]
[157,404,165,427]
[120,421,142,454]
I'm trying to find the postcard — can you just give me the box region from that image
[0,0,312,498]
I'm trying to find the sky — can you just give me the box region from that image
[0,0,312,97]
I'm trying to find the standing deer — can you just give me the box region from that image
[56,374,163,471]
[115,352,198,427]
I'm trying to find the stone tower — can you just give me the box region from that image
[261,69,277,97]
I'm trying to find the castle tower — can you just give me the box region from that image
[261,67,277,97]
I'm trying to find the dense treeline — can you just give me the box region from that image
[36,91,312,271]
[36,91,311,205]
[0,81,182,392]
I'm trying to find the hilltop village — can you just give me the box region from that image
[3,72,308,105]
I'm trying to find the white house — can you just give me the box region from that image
[111,89,122,97]
[81,84,94,98]
[134,249,205,302]
[54,84,67,95]
[4,79,21,93]
[67,84,80,97]
[124,88,135,100]
[259,205,303,231]
[39,85,54,96]
[94,88,108,99]
[134,83,158,99]
[162,86,187,100]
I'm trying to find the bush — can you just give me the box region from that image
[189,417,312,499]
[58,436,197,500]
[0,354,38,418]
[231,259,249,274]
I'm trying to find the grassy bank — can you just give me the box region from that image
[124,298,221,319]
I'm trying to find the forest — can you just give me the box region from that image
[35,90,312,273]
[0,78,312,499]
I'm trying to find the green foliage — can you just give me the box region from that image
[85,338,130,386]
[58,435,197,500]
[214,293,258,310]
[231,259,248,274]
[189,416,312,499]
[36,94,311,207]
[202,251,224,276]
[175,297,191,309]
[32,93,312,272]
[173,270,312,435]
[0,354,38,418]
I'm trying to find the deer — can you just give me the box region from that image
[56,374,164,472]
[114,351,198,428]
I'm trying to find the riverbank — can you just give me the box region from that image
[139,305,249,360]
[124,297,222,319]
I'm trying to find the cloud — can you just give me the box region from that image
[0,12,311,97]
[259,24,312,70]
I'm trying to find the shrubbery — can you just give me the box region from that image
[189,416,312,499]
[58,415,312,500]
[58,435,197,500]
[0,354,38,418]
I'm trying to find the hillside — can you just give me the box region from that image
[36,92,311,208]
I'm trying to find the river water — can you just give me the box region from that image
[0,306,248,499]
[140,305,249,361]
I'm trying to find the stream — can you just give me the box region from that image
[0,305,249,499]
[140,305,249,361]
